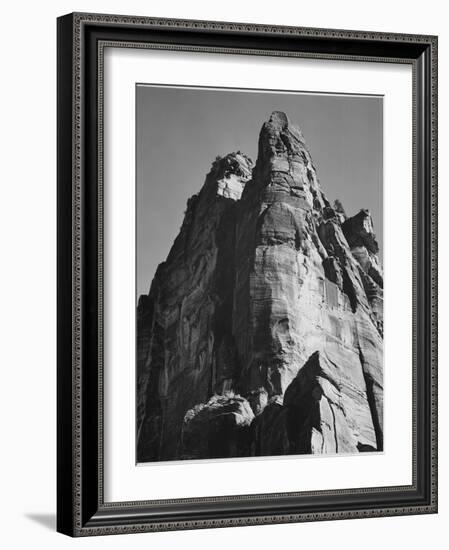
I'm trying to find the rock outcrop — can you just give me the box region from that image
[137,112,383,462]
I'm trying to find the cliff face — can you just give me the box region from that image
[137,112,383,462]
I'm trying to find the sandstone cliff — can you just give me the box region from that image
[137,111,383,462]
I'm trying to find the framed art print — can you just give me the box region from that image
[57,13,438,536]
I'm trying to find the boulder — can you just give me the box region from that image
[181,394,254,459]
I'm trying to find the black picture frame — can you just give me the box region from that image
[57,12,438,537]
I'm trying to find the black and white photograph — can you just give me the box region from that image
[136,85,384,463]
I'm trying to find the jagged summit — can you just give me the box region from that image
[266,110,306,143]
[210,151,253,180]
[252,111,327,212]
[137,112,383,462]
[343,208,379,254]
[269,110,290,127]
[208,152,253,201]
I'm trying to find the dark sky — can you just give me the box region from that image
[136,85,383,297]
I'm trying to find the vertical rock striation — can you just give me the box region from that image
[137,112,383,462]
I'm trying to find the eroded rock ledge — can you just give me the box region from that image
[137,111,383,462]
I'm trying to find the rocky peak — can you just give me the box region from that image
[208,152,253,201]
[253,111,327,211]
[342,209,379,254]
[137,112,384,462]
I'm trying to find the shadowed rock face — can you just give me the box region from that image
[181,394,255,460]
[137,113,383,462]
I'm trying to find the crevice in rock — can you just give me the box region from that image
[329,400,339,453]
[358,347,383,451]
[342,267,358,312]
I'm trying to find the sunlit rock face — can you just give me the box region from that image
[137,112,383,462]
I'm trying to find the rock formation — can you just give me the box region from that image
[137,112,383,462]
